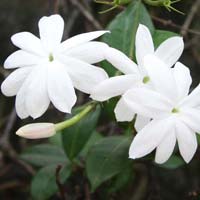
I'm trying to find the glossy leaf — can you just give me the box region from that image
[86,136,131,191]
[20,144,68,167]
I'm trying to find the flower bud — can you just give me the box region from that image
[16,123,56,139]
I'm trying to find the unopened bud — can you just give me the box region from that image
[16,123,56,139]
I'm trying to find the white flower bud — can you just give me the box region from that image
[16,123,56,139]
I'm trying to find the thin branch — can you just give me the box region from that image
[181,0,200,36]
[152,15,200,36]
[56,165,66,200]
[67,0,103,30]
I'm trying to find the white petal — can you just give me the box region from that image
[144,55,177,100]
[155,37,184,67]
[104,47,139,75]
[123,88,172,119]
[4,50,40,69]
[114,97,135,122]
[135,24,154,66]
[11,32,44,56]
[173,62,192,100]
[66,42,108,64]
[135,115,151,132]
[91,74,139,101]
[15,68,39,119]
[60,56,108,94]
[180,84,200,108]
[155,129,176,164]
[39,14,64,51]
[59,31,109,52]
[48,61,76,113]
[129,118,173,159]
[25,66,50,119]
[181,107,200,133]
[1,67,32,97]
[176,121,197,163]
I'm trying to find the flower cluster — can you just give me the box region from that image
[2,14,200,164]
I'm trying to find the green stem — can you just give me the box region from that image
[55,103,96,132]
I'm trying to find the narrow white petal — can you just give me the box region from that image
[135,24,154,66]
[15,68,39,119]
[180,84,200,108]
[66,42,108,64]
[4,50,40,69]
[155,129,176,164]
[135,115,151,132]
[155,37,184,67]
[91,74,139,101]
[181,107,200,133]
[144,55,177,100]
[25,66,50,119]
[104,47,139,75]
[60,56,108,94]
[39,14,64,51]
[129,118,173,159]
[11,32,45,56]
[114,97,135,122]
[1,67,32,97]
[124,88,172,119]
[59,31,109,52]
[48,61,77,113]
[176,121,197,163]
[173,62,192,100]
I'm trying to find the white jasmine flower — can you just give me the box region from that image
[123,55,200,164]
[91,24,183,130]
[1,14,109,119]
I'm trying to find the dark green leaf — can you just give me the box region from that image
[101,1,154,75]
[20,144,68,167]
[62,105,101,160]
[86,136,131,191]
[31,164,71,200]
[153,30,179,48]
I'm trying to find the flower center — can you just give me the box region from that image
[171,108,179,113]
[49,53,54,62]
[142,76,150,84]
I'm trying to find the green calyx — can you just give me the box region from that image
[171,108,179,113]
[142,76,150,84]
[49,53,54,62]
[143,0,184,14]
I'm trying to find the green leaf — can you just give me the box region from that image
[31,164,71,200]
[86,136,132,191]
[62,105,101,161]
[157,155,185,169]
[80,131,103,157]
[101,1,154,76]
[20,144,68,167]
[153,30,179,48]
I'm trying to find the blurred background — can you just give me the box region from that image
[0,0,200,199]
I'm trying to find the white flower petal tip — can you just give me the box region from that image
[16,123,56,139]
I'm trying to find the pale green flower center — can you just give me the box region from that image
[171,108,179,113]
[142,76,150,84]
[49,53,54,62]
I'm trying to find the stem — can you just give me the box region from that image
[55,103,96,132]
